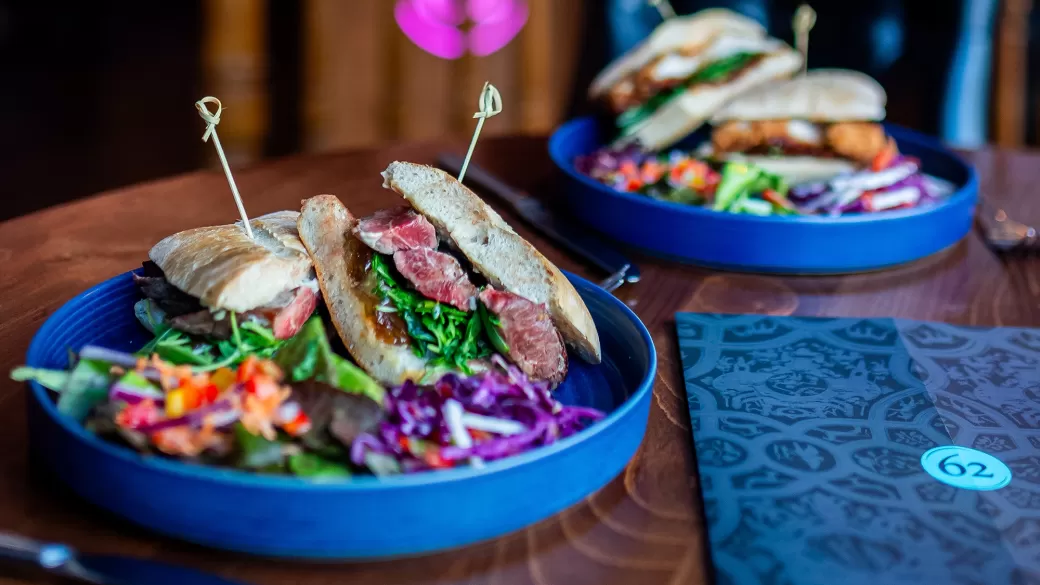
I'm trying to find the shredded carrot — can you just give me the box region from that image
[151,420,226,457]
[239,385,291,440]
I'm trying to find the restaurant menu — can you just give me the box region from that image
[676,314,1040,585]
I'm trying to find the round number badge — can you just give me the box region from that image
[920,446,1012,491]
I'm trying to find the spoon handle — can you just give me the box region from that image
[0,531,75,569]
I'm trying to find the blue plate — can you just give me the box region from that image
[24,270,655,559]
[549,116,979,274]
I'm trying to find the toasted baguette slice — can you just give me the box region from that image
[381,162,602,364]
[148,211,313,313]
[297,195,430,385]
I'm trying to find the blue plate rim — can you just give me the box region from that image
[25,269,657,491]
[548,116,979,225]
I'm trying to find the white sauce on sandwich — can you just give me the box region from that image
[786,120,822,145]
[300,276,320,295]
[650,36,779,81]
[702,36,779,61]
[652,54,705,81]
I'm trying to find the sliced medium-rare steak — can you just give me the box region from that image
[478,288,567,385]
[393,248,478,311]
[353,206,437,255]
[169,310,232,339]
[269,285,318,339]
[166,286,316,341]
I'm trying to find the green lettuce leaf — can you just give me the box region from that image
[11,367,69,392]
[233,422,289,471]
[288,452,351,479]
[57,358,116,421]
[274,317,385,404]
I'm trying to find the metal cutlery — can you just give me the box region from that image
[436,153,640,292]
[0,531,247,585]
[976,196,1038,253]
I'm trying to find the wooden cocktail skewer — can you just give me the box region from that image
[648,0,677,20]
[793,4,817,75]
[457,82,502,184]
[195,96,253,239]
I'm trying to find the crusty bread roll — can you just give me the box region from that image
[297,195,430,385]
[710,69,887,123]
[148,211,313,313]
[381,162,602,364]
[589,9,766,99]
[618,46,803,151]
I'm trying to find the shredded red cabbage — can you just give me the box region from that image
[574,142,648,180]
[351,357,605,473]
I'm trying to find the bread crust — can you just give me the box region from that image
[298,195,430,385]
[380,162,602,364]
[589,9,766,99]
[148,211,313,312]
[617,47,803,151]
[710,69,887,123]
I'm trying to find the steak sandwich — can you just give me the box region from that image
[298,162,601,387]
[134,211,319,342]
[589,8,802,151]
[706,69,896,184]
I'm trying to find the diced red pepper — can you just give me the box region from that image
[116,399,160,429]
[243,374,278,398]
[871,138,898,171]
[237,356,258,382]
[640,160,664,184]
[281,410,312,436]
[618,160,638,178]
[423,446,453,469]
[621,177,643,192]
[200,384,219,405]
[469,429,493,442]
[435,380,453,398]
[861,191,876,212]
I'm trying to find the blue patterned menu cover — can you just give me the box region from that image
[676,314,1040,585]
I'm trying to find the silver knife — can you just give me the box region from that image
[0,531,248,585]
[437,153,640,288]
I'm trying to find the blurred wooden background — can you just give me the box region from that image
[0,0,1037,221]
[206,0,585,166]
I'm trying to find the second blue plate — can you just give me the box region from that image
[549,116,979,274]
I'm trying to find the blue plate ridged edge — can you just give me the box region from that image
[548,116,980,274]
[24,270,656,559]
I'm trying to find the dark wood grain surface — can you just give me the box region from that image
[0,137,1036,585]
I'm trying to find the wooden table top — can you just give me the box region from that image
[0,137,1037,585]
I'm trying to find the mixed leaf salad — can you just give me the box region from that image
[134,297,288,372]
[13,316,603,478]
[575,142,950,217]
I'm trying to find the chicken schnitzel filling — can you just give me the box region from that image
[711,120,894,165]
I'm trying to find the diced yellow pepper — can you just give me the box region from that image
[166,389,186,418]
[210,367,236,391]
